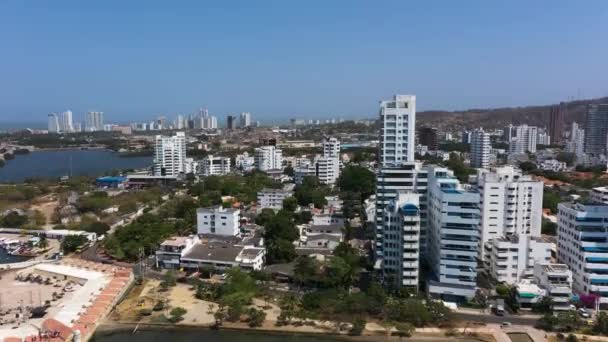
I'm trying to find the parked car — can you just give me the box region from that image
[500,322,512,328]
[578,308,590,318]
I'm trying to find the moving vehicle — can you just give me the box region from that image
[495,299,505,316]
[578,308,590,318]
[500,322,512,328]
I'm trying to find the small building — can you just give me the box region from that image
[591,186,608,204]
[487,235,552,284]
[312,213,345,227]
[196,206,240,236]
[540,159,568,172]
[201,155,231,176]
[534,263,573,311]
[95,176,127,189]
[257,188,294,210]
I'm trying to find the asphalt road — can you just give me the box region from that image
[454,311,539,326]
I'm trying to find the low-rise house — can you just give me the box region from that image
[312,213,344,226]
[156,235,265,271]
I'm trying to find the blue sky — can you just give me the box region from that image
[1,1,607,124]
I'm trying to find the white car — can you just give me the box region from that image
[578,308,590,318]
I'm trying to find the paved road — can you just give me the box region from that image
[454,311,539,326]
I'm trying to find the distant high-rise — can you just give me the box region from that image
[48,113,60,133]
[239,112,251,128]
[584,104,608,156]
[85,111,104,132]
[254,145,283,171]
[418,126,438,150]
[509,125,538,154]
[175,115,185,130]
[566,122,585,158]
[549,102,566,144]
[59,110,74,133]
[379,95,416,166]
[470,128,491,168]
[226,115,236,130]
[153,132,187,176]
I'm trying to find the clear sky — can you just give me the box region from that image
[1,1,607,124]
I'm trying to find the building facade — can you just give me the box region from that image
[549,102,566,145]
[254,146,283,171]
[196,206,240,236]
[257,188,294,210]
[85,111,104,132]
[240,112,251,128]
[322,137,341,158]
[201,155,231,176]
[509,125,538,154]
[48,113,60,133]
[153,132,187,176]
[379,95,416,166]
[557,202,608,305]
[426,166,480,301]
[470,128,491,168]
[418,127,439,150]
[584,104,608,156]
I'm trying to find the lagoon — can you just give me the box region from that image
[0,149,151,183]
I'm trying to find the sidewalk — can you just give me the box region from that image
[456,307,542,319]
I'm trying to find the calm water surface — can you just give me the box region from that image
[93,329,344,342]
[0,149,151,183]
[0,247,28,264]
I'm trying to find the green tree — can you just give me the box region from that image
[168,307,187,323]
[283,166,294,176]
[161,270,177,289]
[294,256,321,286]
[519,161,537,172]
[61,235,88,253]
[338,165,376,198]
[536,313,558,331]
[543,190,561,214]
[394,322,415,338]
[350,317,366,336]
[532,297,553,314]
[2,211,29,227]
[282,197,298,212]
[84,221,111,235]
[542,219,557,235]
[247,307,267,327]
[593,311,608,335]
[255,209,275,226]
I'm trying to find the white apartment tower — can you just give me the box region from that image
[557,202,608,305]
[426,166,480,301]
[380,192,422,289]
[59,110,74,133]
[254,146,283,171]
[509,125,538,154]
[153,132,187,176]
[85,111,104,132]
[476,166,544,260]
[470,128,491,168]
[566,122,585,160]
[323,137,341,158]
[379,95,416,166]
[240,112,252,128]
[48,113,60,133]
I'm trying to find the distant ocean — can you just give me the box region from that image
[0,122,46,132]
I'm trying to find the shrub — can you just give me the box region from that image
[247,308,266,328]
[350,317,366,336]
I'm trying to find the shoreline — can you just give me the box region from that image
[95,321,491,342]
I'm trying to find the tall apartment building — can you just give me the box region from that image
[254,146,283,171]
[226,115,236,130]
[85,111,104,132]
[470,128,491,168]
[201,155,231,176]
[322,137,340,158]
[380,192,422,290]
[59,110,74,133]
[175,115,185,130]
[549,102,567,144]
[418,127,439,150]
[584,104,608,156]
[375,95,423,288]
[476,166,544,261]
[566,122,585,159]
[196,206,240,236]
[239,112,251,128]
[509,125,538,154]
[557,202,608,305]
[153,132,187,176]
[48,114,60,133]
[235,152,255,171]
[426,166,480,301]
[379,95,416,166]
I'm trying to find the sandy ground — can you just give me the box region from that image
[0,269,77,310]
[30,199,59,229]
[167,285,216,325]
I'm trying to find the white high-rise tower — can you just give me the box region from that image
[379,95,416,165]
[153,132,187,176]
[470,128,491,168]
[59,110,74,133]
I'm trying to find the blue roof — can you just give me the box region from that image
[400,203,419,216]
[96,176,126,183]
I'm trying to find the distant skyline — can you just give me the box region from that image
[1,1,607,123]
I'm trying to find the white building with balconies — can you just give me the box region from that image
[201,155,231,176]
[426,166,480,301]
[592,187,608,205]
[488,235,552,284]
[557,202,608,305]
[534,263,573,311]
[380,192,421,289]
